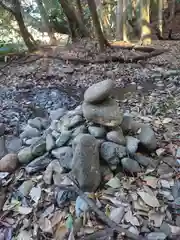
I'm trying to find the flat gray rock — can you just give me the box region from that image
[46,134,55,151]
[43,160,64,185]
[28,117,43,130]
[71,135,101,192]
[134,153,154,167]
[138,125,157,151]
[6,136,22,153]
[121,116,144,134]
[72,125,87,138]
[20,125,41,139]
[18,147,33,164]
[25,137,41,146]
[68,115,84,129]
[106,128,125,145]
[67,105,83,117]
[88,126,106,138]
[25,153,51,174]
[18,180,34,197]
[31,138,46,157]
[84,79,113,103]
[49,120,59,131]
[83,98,123,127]
[100,141,126,166]
[52,130,60,139]
[52,147,73,169]
[56,131,72,147]
[126,136,140,154]
[50,108,66,121]
[57,115,70,132]
[120,115,133,132]
[121,157,141,173]
[72,134,91,150]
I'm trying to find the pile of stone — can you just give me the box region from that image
[0,79,156,192]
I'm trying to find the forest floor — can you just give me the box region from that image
[0,40,180,138]
[0,40,180,239]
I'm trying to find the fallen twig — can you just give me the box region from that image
[78,228,115,240]
[57,182,146,240]
[37,49,166,65]
[110,43,157,53]
[8,47,167,67]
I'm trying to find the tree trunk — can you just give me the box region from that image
[59,0,88,40]
[36,0,56,44]
[13,0,37,51]
[140,0,151,45]
[0,0,37,51]
[14,14,37,51]
[75,0,89,37]
[43,0,60,12]
[168,0,175,39]
[158,0,163,38]
[123,0,128,42]
[116,0,123,40]
[87,0,108,51]
[76,0,83,17]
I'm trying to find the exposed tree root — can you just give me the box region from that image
[0,46,167,74]
[40,48,167,65]
[110,41,157,53]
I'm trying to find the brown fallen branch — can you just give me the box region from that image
[110,42,156,53]
[45,48,166,65]
[127,49,167,63]
[13,48,167,66]
[57,182,146,240]
[78,228,114,240]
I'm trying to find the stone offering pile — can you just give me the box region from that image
[15,79,157,191]
[2,80,179,239]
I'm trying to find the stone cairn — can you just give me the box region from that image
[12,79,157,193]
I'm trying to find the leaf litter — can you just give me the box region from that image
[1,40,180,239]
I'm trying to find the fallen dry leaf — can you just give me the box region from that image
[143,185,156,196]
[143,176,158,189]
[138,191,160,207]
[82,227,95,234]
[101,195,129,207]
[54,224,67,240]
[41,204,54,218]
[106,177,121,189]
[156,148,165,156]
[51,210,66,228]
[29,186,42,204]
[17,206,33,215]
[148,210,165,227]
[168,224,180,235]
[68,229,75,240]
[109,206,125,224]
[162,118,172,124]
[124,210,140,226]
[39,217,52,233]
[17,230,33,240]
